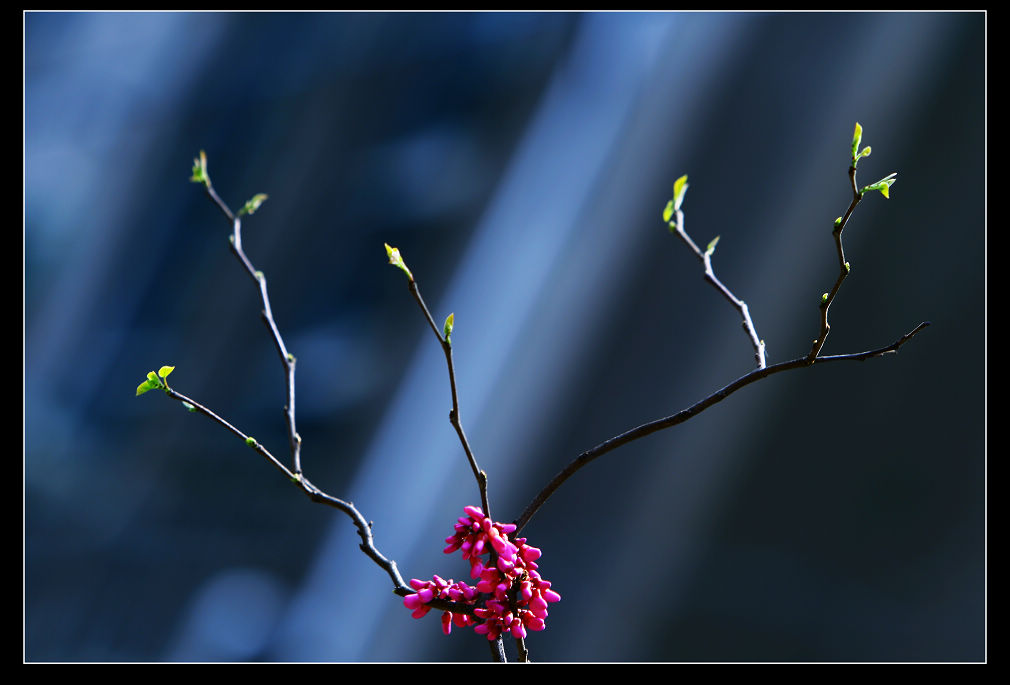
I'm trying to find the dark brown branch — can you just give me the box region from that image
[165,387,411,593]
[513,321,930,533]
[670,208,767,369]
[406,278,491,518]
[516,636,529,662]
[808,165,862,362]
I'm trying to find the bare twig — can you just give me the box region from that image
[165,388,416,595]
[202,182,304,476]
[513,321,929,533]
[669,207,767,369]
[807,165,862,362]
[402,273,491,519]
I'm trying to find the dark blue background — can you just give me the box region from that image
[26,12,985,661]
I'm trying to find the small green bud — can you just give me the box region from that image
[254,270,264,280]
[672,174,689,212]
[662,199,674,224]
[384,243,414,281]
[182,401,197,412]
[845,261,851,273]
[286,353,296,363]
[443,312,455,344]
[705,235,720,257]
[238,193,269,217]
[859,145,871,159]
[245,437,257,447]
[851,122,863,158]
[190,150,209,186]
[821,293,829,303]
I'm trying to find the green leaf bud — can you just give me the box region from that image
[238,193,269,217]
[443,312,455,344]
[705,235,720,257]
[662,199,674,224]
[672,174,689,212]
[851,122,863,158]
[190,150,209,186]
[384,243,414,281]
[245,437,257,447]
[821,292,829,303]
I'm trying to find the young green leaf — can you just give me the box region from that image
[443,312,455,344]
[384,243,414,281]
[851,122,863,159]
[158,365,175,380]
[190,150,209,186]
[238,193,269,217]
[662,199,674,224]
[672,174,689,212]
[136,379,158,396]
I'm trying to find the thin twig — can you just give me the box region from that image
[808,165,862,362]
[165,388,415,595]
[670,208,767,369]
[513,321,930,533]
[202,183,304,476]
[406,278,491,518]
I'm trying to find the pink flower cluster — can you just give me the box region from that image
[403,505,561,641]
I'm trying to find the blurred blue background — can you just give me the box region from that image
[25,12,985,662]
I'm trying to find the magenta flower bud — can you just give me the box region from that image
[542,588,561,603]
[520,545,542,562]
[411,605,432,619]
[463,505,484,520]
[441,612,453,635]
[418,587,434,603]
[499,523,517,534]
[530,595,548,615]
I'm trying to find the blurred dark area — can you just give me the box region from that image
[25,12,985,662]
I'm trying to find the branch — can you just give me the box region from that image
[807,165,861,362]
[164,387,410,594]
[808,123,897,362]
[513,321,930,533]
[201,173,304,476]
[665,176,766,369]
[385,244,492,519]
[176,155,420,599]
